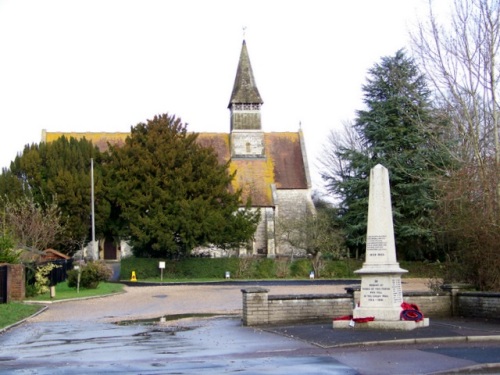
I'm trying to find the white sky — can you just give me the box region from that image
[0,0,452,193]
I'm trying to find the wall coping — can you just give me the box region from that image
[241,287,269,294]
[269,293,350,301]
[404,291,449,297]
[457,291,500,298]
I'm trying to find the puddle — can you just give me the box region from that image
[116,313,224,326]
[152,294,167,298]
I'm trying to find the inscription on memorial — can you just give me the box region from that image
[361,278,391,304]
[366,235,387,257]
[391,277,403,304]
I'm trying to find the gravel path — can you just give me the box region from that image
[28,279,430,324]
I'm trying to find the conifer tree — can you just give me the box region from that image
[0,137,105,254]
[321,50,448,260]
[104,114,259,258]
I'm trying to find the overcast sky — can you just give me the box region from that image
[0,0,452,193]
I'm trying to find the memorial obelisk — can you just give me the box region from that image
[334,164,429,329]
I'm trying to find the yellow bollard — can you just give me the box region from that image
[130,271,137,282]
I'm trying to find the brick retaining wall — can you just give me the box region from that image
[1,263,25,302]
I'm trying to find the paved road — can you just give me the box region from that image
[27,280,363,323]
[0,280,499,374]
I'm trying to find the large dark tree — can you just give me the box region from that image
[321,50,448,260]
[103,114,259,258]
[0,137,106,254]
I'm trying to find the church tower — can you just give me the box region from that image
[228,40,265,158]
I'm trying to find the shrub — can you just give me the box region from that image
[253,258,275,279]
[275,258,291,278]
[67,261,112,289]
[290,258,311,277]
[33,263,60,295]
[119,257,440,280]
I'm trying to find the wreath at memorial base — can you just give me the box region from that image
[400,302,424,322]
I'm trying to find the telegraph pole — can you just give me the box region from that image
[91,158,97,260]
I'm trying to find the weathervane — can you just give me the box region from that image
[243,26,247,39]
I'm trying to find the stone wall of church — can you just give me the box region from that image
[253,207,270,255]
[275,189,314,220]
[274,188,315,256]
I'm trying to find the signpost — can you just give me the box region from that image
[159,261,165,281]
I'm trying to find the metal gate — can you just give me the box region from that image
[0,265,8,304]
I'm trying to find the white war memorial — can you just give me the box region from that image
[333,164,430,330]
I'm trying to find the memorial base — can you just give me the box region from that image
[353,306,402,321]
[333,318,429,331]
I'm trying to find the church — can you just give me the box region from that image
[42,40,315,259]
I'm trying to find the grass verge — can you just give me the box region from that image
[0,303,43,330]
[29,281,125,301]
[0,282,125,331]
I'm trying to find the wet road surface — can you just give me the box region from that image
[0,317,355,374]
[1,282,499,374]
[1,316,500,374]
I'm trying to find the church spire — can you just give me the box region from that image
[228,40,263,131]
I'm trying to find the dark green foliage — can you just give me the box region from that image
[322,50,449,260]
[0,234,20,263]
[322,258,361,278]
[289,258,312,277]
[0,137,106,254]
[104,114,259,258]
[67,261,113,289]
[119,256,437,280]
[252,258,276,279]
[120,256,241,280]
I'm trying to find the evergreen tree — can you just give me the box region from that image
[322,50,447,260]
[103,113,259,258]
[0,137,105,254]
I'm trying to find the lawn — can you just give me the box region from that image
[0,303,43,330]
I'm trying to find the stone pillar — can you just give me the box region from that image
[441,283,471,317]
[241,287,269,326]
[265,208,276,258]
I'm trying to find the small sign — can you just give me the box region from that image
[159,261,165,269]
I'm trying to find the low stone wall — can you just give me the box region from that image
[457,292,500,319]
[241,288,352,326]
[267,294,353,325]
[241,286,500,326]
[402,292,452,318]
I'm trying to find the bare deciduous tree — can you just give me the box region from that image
[411,0,500,220]
[4,196,65,253]
[277,210,345,277]
[411,0,500,290]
